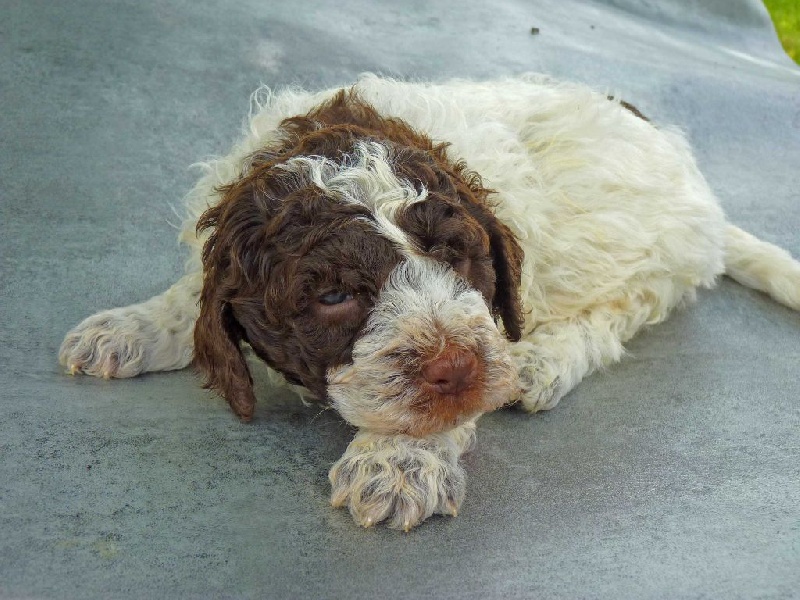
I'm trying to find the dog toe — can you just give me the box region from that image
[329,434,466,531]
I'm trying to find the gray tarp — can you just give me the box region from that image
[1,0,798,598]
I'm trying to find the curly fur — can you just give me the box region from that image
[329,421,476,531]
[60,74,800,530]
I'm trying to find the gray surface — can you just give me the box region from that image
[2,0,799,598]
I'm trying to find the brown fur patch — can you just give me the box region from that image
[607,95,650,122]
[193,88,524,420]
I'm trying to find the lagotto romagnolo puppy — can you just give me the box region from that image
[60,74,800,531]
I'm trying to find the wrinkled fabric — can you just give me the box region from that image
[1,0,798,598]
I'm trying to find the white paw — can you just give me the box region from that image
[329,433,467,531]
[511,342,565,412]
[59,310,151,379]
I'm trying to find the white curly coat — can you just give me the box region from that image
[60,74,800,530]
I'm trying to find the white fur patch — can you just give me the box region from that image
[278,140,425,256]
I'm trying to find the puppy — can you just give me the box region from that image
[60,74,800,530]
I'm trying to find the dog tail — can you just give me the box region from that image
[724,224,800,311]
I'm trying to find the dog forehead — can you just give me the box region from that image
[302,219,401,279]
[277,140,425,255]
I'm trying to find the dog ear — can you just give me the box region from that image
[193,205,256,421]
[462,200,525,341]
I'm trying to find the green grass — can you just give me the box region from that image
[763,0,800,63]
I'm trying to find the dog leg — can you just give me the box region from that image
[329,421,476,531]
[513,292,670,412]
[59,273,201,379]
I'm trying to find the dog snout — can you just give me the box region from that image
[421,348,479,395]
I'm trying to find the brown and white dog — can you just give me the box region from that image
[60,75,800,530]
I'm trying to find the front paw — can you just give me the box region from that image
[511,342,564,412]
[59,310,149,379]
[329,432,469,531]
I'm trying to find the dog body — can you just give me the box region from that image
[60,75,800,530]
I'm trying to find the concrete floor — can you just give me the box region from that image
[1,0,799,598]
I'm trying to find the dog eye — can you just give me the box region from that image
[319,291,354,305]
[313,290,361,322]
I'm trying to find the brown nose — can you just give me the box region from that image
[422,348,479,395]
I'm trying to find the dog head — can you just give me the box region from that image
[194,90,524,436]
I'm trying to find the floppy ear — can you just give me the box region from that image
[462,200,525,341]
[193,206,256,421]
